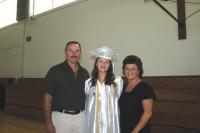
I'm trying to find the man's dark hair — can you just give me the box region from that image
[65,41,81,51]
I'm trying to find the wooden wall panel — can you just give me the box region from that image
[143,76,200,132]
[5,104,44,120]
[152,124,200,133]
[152,102,200,130]
[143,76,200,90]
[4,76,200,132]
[5,78,44,120]
[6,83,43,108]
[154,88,200,103]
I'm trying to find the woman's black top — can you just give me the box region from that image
[119,81,156,133]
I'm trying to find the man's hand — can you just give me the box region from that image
[45,121,56,133]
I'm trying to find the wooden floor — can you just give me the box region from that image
[0,111,45,133]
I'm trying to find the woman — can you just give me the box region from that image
[85,46,123,133]
[119,55,156,133]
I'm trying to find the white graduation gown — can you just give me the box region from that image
[85,77,123,133]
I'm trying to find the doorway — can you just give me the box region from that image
[0,84,5,110]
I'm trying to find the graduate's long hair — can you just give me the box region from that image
[91,57,115,87]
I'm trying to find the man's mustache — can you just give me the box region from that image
[70,56,78,58]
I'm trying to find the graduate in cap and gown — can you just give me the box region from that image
[84,46,123,133]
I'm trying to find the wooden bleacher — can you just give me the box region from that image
[143,76,200,133]
[3,76,200,133]
[5,78,44,120]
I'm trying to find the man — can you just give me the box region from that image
[43,41,89,133]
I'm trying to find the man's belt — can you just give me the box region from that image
[55,109,84,115]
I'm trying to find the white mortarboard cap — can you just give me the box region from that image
[90,46,117,73]
[90,46,116,61]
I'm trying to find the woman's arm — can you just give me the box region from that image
[115,76,124,98]
[131,99,154,133]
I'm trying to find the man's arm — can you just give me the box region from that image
[43,92,56,133]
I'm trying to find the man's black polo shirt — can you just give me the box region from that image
[43,61,89,111]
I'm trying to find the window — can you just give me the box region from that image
[53,0,77,8]
[30,0,77,16]
[0,0,78,28]
[0,0,17,28]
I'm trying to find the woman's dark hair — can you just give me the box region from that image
[91,57,115,86]
[122,55,143,78]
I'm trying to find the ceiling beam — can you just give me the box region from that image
[177,0,186,39]
[153,0,186,40]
